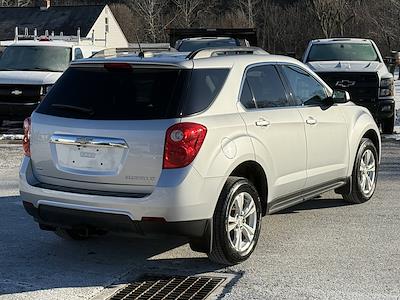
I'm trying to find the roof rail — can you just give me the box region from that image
[91,46,177,58]
[187,47,268,59]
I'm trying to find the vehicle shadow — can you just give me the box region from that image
[276,197,351,214]
[0,195,227,298]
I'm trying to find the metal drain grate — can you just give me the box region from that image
[108,275,226,300]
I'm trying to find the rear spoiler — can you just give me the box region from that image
[167,28,258,47]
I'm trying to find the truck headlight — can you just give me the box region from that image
[40,85,54,98]
[380,78,394,97]
[380,78,394,87]
[380,88,393,97]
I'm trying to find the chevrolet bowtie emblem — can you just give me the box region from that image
[11,89,23,96]
[335,80,356,88]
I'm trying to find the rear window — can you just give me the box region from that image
[36,66,229,120]
[178,38,240,52]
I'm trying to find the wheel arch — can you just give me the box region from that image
[348,125,381,177]
[362,129,381,161]
[229,160,268,216]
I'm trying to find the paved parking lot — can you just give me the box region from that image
[0,138,399,300]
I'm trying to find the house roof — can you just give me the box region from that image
[0,5,105,40]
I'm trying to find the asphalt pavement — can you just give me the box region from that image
[0,138,399,300]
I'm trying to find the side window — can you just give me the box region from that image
[240,79,256,109]
[246,65,290,108]
[281,65,327,106]
[74,48,84,60]
[105,17,110,33]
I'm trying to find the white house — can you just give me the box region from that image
[0,1,128,48]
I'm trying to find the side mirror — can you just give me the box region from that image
[332,90,351,103]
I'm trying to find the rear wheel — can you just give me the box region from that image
[208,177,262,265]
[342,138,378,204]
[381,115,394,134]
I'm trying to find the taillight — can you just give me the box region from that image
[163,123,207,169]
[23,117,31,157]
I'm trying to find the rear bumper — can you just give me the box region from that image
[23,201,211,238]
[20,156,225,235]
[0,102,39,120]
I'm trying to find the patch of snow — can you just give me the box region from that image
[0,134,23,141]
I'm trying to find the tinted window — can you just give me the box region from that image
[74,48,84,60]
[307,43,379,62]
[0,46,71,72]
[178,38,240,52]
[182,69,229,115]
[281,65,327,106]
[240,79,256,109]
[246,65,289,108]
[37,67,229,120]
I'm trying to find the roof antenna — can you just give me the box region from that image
[136,33,144,59]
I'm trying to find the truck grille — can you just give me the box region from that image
[317,72,378,103]
[0,84,42,103]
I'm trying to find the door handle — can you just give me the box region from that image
[255,119,271,127]
[306,117,317,125]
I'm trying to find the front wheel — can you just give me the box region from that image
[342,138,378,204]
[208,177,262,265]
[381,115,394,134]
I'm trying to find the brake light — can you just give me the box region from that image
[104,63,132,70]
[163,123,207,169]
[23,117,31,157]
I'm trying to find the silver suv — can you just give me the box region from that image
[20,48,381,265]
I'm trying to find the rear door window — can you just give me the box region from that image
[245,65,290,108]
[36,66,229,120]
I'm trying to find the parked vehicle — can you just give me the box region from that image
[175,37,241,52]
[303,38,395,134]
[0,28,105,126]
[20,48,380,265]
[169,28,257,52]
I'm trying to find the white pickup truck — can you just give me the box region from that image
[303,38,395,134]
[0,39,102,126]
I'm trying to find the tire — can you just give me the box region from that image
[208,177,262,265]
[342,138,378,204]
[0,120,3,127]
[55,228,90,241]
[381,115,394,134]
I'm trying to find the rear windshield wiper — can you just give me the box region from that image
[51,104,94,116]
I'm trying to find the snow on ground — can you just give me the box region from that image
[0,134,23,141]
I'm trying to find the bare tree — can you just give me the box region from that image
[0,0,31,6]
[260,0,288,52]
[128,0,166,42]
[362,0,400,51]
[236,0,259,27]
[172,0,204,28]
